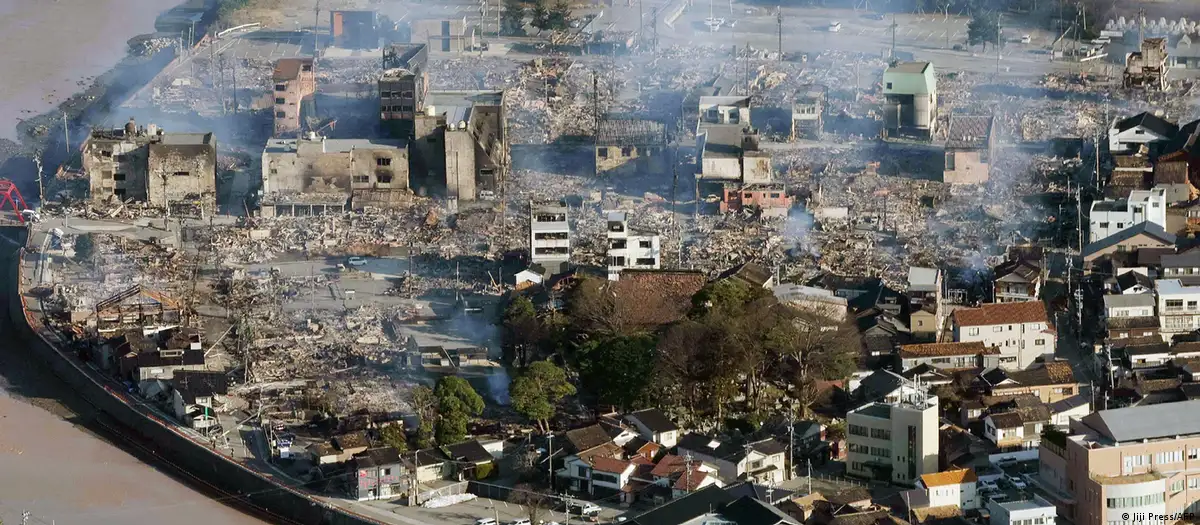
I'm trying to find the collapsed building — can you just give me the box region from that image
[380,44,430,138]
[412,91,507,200]
[84,118,217,216]
[259,135,410,217]
[272,58,316,136]
[1124,37,1169,90]
[942,115,996,185]
[594,119,668,176]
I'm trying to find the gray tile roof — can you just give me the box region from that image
[945,115,994,149]
[1079,399,1200,442]
[1084,222,1177,258]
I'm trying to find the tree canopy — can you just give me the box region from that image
[501,0,528,36]
[378,423,408,452]
[578,334,658,411]
[434,376,484,444]
[967,11,1000,51]
[510,361,576,432]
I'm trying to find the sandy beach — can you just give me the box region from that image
[0,0,165,139]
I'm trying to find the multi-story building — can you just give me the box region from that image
[272,58,316,136]
[952,301,1055,370]
[983,405,1050,449]
[1157,279,1200,339]
[917,468,979,510]
[791,85,825,140]
[530,201,570,272]
[1089,188,1167,244]
[605,211,660,280]
[1104,293,1160,341]
[83,119,216,216]
[993,258,1042,303]
[259,135,409,216]
[1040,400,1200,525]
[1160,251,1200,286]
[882,61,937,139]
[846,377,938,484]
[411,90,507,200]
[675,434,787,485]
[898,342,1000,371]
[942,115,996,185]
[698,95,751,129]
[379,44,429,138]
[907,266,943,341]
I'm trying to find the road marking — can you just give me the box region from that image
[940,30,947,37]
[859,28,865,35]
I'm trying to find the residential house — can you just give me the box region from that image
[624,408,681,449]
[348,447,404,501]
[648,454,722,504]
[406,448,450,484]
[271,58,316,136]
[116,328,206,381]
[881,61,938,139]
[1089,188,1167,244]
[1048,395,1091,428]
[442,439,496,480]
[1113,271,1155,294]
[992,258,1042,303]
[719,261,775,289]
[976,361,1081,404]
[1122,342,1173,370]
[259,136,410,216]
[986,496,1056,525]
[333,432,371,459]
[897,342,1000,371]
[558,422,636,494]
[1157,279,1200,339]
[530,200,571,272]
[1108,112,1178,156]
[792,85,826,140]
[675,434,788,485]
[846,376,939,484]
[983,405,1050,449]
[952,301,1055,370]
[595,119,668,176]
[1152,151,1198,204]
[606,211,661,280]
[169,370,228,434]
[1160,251,1200,285]
[942,115,996,185]
[773,284,849,322]
[917,469,979,510]
[1104,293,1157,337]
[624,485,799,525]
[907,266,943,341]
[83,120,217,214]
[1083,222,1177,270]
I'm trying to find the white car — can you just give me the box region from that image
[1020,34,1032,44]
[347,256,368,266]
[979,480,999,492]
[1009,476,1028,489]
[829,21,842,32]
[508,519,531,525]
[475,519,497,525]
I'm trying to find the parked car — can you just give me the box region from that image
[475,519,497,525]
[567,502,602,516]
[1020,34,1032,43]
[979,480,999,492]
[829,21,842,32]
[508,519,531,525]
[347,256,368,266]
[1009,476,1028,489]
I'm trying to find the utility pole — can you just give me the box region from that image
[547,433,555,490]
[593,70,600,177]
[890,14,898,60]
[995,12,1002,76]
[232,57,239,114]
[807,459,813,494]
[62,112,70,155]
[34,155,43,211]
[777,7,783,60]
[787,411,795,480]
[652,6,658,52]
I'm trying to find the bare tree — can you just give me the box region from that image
[509,483,555,524]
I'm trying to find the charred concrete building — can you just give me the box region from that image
[595,119,667,176]
[792,85,826,140]
[530,201,571,272]
[412,91,507,201]
[273,58,316,136]
[259,135,409,217]
[1124,37,1169,90]
[942,115,996,185]
[380,44,430,138]
[84,119,216,215]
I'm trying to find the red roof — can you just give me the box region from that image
[673,467,709,491]
[591,456,634,474]
[650,454,687,478]
[953,301,1049,327]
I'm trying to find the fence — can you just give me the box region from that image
[469,480,516,502]
[417,480,470,505]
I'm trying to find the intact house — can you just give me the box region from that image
[624,408,681,448]
[271,58,316,136]
[1160,250,1200,285]
[114,328,206,382]
[907,266,943,341]
[84,119,216,215]
[259,136,409,217]
[168,370,228,434]
[596,119,668,177]
[1048,395,1091,428]
[647,454,723,504]
[348,447,405,501]
[1111,271,1154,295]
[442,439,497,480]
[557,422,638,497]
[952,301,1055,370]
[792,85,826,140]
[976,361,1082,404]
[942,115,996,185]
[982,405,1050,449]
[1108,111,1178,156]
[898,342,1000,371]
[1151,151,1198,204]
[1157,278,1200,339]
[411,90,508,201]
[675,433,787,485]
[606,211,661,280]
[993,258,1042,303]
[1089,188,1167,244]
[881,61,937,139]
[1083,221,1177,273]
[912,469,979,510]
[845,384,939,484]
[379,43,430,138]
[1103,293,1159,340]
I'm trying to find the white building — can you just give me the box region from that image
[1089,188,1167,244]
[846,378,939,484]
[530,201,570,271]
[675,435,787,486]
[1156,279,1200,338]
[1107,112,1178,155]
[918,469,979,510]
[987,496,1057,525]
[624,408,680,449]
[952,302,1055,370]
[698,95,751,129]
[1103,294,1156,319]
[605,211,660,280]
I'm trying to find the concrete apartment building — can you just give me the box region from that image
[1089,188,1167,244]
[530,201,570,272]
[1040,400,1200,525]
[1156,279,1200,339]
[882,61,937,139]
[84,119,216,215]
[412,90,506,201]
[697,95,751,129]
[272,58,316,136]
[606,211,660,280]
[791,85,825,140]
[907,266,943,341]
[595,119,668,176]
[379,44,430,138]
[696,125,772,183]
[942,115,996,185]
[952,301,1055,370]
[846,376,938,484]
[259,135,409,217]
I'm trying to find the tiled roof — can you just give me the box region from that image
[673,467,710,491]
[565,424,613,453]
[899,341,996,358]
[953,301,1049,327]
[1002,361,1076,386]
[994,259,1040,282]
[597,118,666,146]
[591,455,634,474]
[626,408,680,433]
[945,115,993,149]
[611,271,707,327]
[920,468,978,487]
[987,411,1025,428]
[650,454,688,478]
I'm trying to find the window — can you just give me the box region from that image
[1117,223,1124,228]
[1035,339,1045,345]
[172,171,190,177]
[1190,449,1199,460]
[101,150,112,158]
[1191,478,1200,490]
[276,111,286,118]
[381,91,392,98]
[994,326,1003,332]
[744,192,753,199]
[886,82,893,89]
[352,175,370,183]
[598,147,608,159]
[639,240,651,249]
[382,468,392,476]
[636,258,656,266]
[1168,299,1184,310]
[980,148,989,163]
[870,428,890,440]
[945,152,955,170]
[611,239,627,249]
[577,465,588,478]
[275,84,286,91]
[377,173,393,184]
[102,171,113,180]
[849,424,868,437]
[114,173,126,181]
[1099,222,1109,228]
[301,64,312,72]
[401,90,414,98]
[275,97,286,104]
[968,327,980,336]
[621,146,633,157]
[376,157,392,167]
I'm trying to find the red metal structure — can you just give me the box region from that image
[0,180,28,224]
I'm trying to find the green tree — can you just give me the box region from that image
[967,11,1000,51]
[501,0,528,36]
[504,296,542,366]
[434,376,484,444]
[530,0,551,31]
[378,423,409,452]
[74,233,95,264]
[578,334,657,410]
[510,361,576,432]
[415,420,435,449]
[546,0,571,30]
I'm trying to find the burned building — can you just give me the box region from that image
[380,44,430,138]
[595,119,667,176]
[411,91,507,201]
[696,125,771,184]
[942,115,996,185]
[410,18,468,53]
[881,61,938,139]
[273,58,316,136]
[697,96,751,128]
[792,85,826,140]
[1124,37,1169,91]
[719,183,793,217]
[330,10,380,49]
[84,119,216,215]
[259,135,409,217]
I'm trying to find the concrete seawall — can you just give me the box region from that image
[0,226,382,525]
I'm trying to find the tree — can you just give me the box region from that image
[415,420,435,449]
[546,0,571,30]
[578,334,658,410]
[967,11,1000,51]
[530,0,551,31]
[825,421,846,442]
[501,0,528,36]
[378,423,408,452]
[504,296,542,366]
[74,233,95,264]
[434,376,484,444]
[510,361,576,432]
[568,276,633,335]
[509,483,554,524]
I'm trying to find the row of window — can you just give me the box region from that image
[848,424,869,437]
[350,173,395,184]
[597,147,659,159]
[609,239,653,249]
[1105,493,1165,509]
[380,90,415,99]
[383,105,416,112]
[1011,517,1051,525]
[606,256,657,267]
